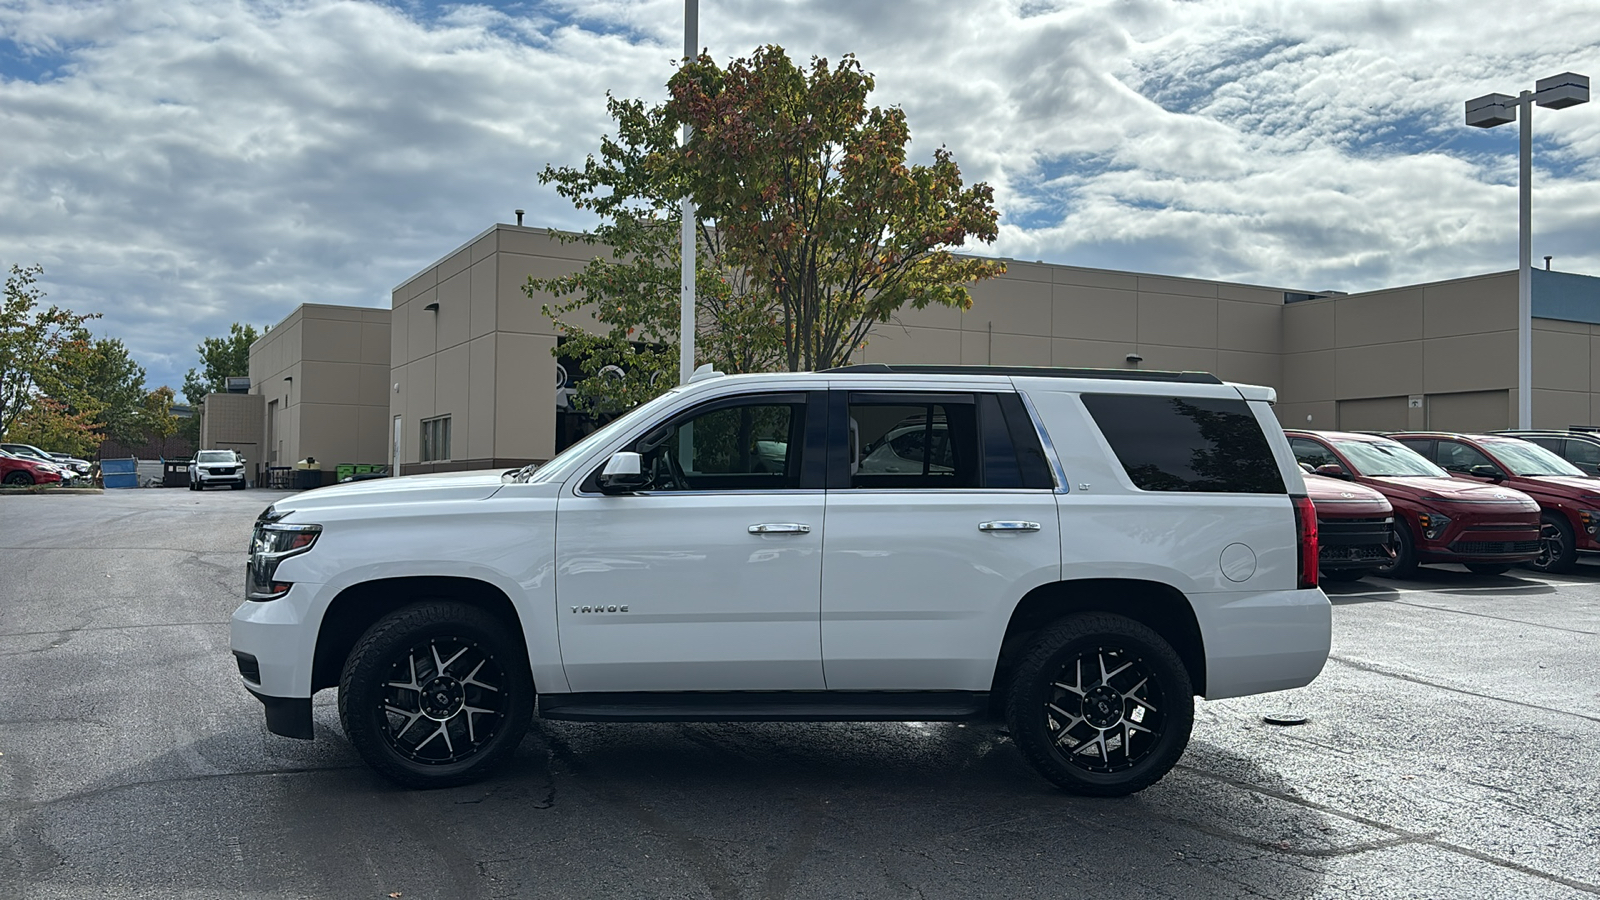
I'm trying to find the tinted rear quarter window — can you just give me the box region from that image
[1083,394,1285,493]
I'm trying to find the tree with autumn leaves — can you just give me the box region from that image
[531,46,1004,413]
[1,264,179,457]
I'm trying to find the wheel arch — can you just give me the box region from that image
[991,578,1206,702]
[311,576,530,693]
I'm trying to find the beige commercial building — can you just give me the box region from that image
[198,392,265,476]
[356,222,1600,475]
[247,303,392,480]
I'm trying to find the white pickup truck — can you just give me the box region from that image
[231,365,1330,796]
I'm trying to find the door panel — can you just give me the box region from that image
[555,493,825,691]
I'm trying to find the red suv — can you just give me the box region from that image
[1302,472,1395,582]
[1285,431,1541,577]
[1388,432,1600,573]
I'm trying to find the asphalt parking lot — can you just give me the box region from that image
[1,488,1597,899]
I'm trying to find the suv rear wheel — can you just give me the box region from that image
[338,601,533,788]
[1005,613,1193,797]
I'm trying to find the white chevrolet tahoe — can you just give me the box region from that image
[231,365,1331,796]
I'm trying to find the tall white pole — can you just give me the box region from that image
[1518,90,1533,429]
[678,0,698,384]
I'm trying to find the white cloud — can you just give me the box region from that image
[0,0,1597,388]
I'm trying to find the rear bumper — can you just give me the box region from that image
[1195,588,1332,700]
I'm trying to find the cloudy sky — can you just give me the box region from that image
[3,0,1598,391]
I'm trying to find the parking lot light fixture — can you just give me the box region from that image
[1465,73,1590,430]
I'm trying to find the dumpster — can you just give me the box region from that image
[101,457,138,489]
[163,460,191,488]
[335,464,355,482]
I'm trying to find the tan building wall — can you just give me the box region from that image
[249,304,391,475]
[199,392,264,480]
[392,226,607,474]
[387,223,1600,472]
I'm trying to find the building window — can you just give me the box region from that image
[421,416,452,462]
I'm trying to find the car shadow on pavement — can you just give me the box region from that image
[11,718,1329,898]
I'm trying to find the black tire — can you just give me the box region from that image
[1320,568,1373,583]
[1005,613,1193,797]
[1465,563,1511,576]
[1528,513,1578,574]
[1375,519,1419,578]
[339,601,533,789]
[3,471,33,486]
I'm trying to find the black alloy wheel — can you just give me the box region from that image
[339,601,532,788]
[3,471,34,485]
[1528,513,1578,574]
[1375,520,1418,578]
[1006,613,1193,797]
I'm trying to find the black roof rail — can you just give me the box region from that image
[821,364,1224,384]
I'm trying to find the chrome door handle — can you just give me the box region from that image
[749,523,811,535]
[979,521,1041,532]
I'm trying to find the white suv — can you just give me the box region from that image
[231,366,1330,796]
[190,450,246,490]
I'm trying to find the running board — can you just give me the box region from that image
[537,691,989,723]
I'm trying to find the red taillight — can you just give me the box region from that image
[1292,495,1319,588]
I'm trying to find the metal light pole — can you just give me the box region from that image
[1466,73,1590,429]
[679,0,698,384]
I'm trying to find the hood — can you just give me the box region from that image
[1304,474,1392,514]
[1512,474,1600,499]
[1365,475,1539,509]
[271,469,510,515]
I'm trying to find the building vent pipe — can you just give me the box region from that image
[515,209,525,226]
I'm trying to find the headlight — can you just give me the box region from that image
[1417,511,1452,541]
[247,522,321,600]
[1580,511,1600,536]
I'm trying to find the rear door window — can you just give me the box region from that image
[1082,394,1285,493]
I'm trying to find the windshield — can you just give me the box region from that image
[1332,439,1448,477]
[521,388,687,484]
[197,451,235,463]
[1480,438,1586,477]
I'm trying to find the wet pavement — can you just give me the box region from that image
[1,489,1596,898]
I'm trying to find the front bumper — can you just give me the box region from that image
[231,582,326,736]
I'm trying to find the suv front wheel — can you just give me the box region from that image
[338,601,533,788]
[1005,613,1193,797]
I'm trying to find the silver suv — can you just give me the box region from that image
[231,365,1331,796]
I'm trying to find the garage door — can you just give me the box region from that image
[1337,396,1408,432]
[1427,391,1509,432]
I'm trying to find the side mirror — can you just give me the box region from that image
[1314,463,1350,480]
[1468,464,1504,482]
[597,451,650,494]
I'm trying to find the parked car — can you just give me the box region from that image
[48,452,93,475]
[1492,430,1600,477]
[0,442,77,483]
[0,448,65,486]
[1284,430,1541,577]
[1301,471,1395,582]
[234,364,1332,796]
[1388,432,1600,573]
[189,449,247,490]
